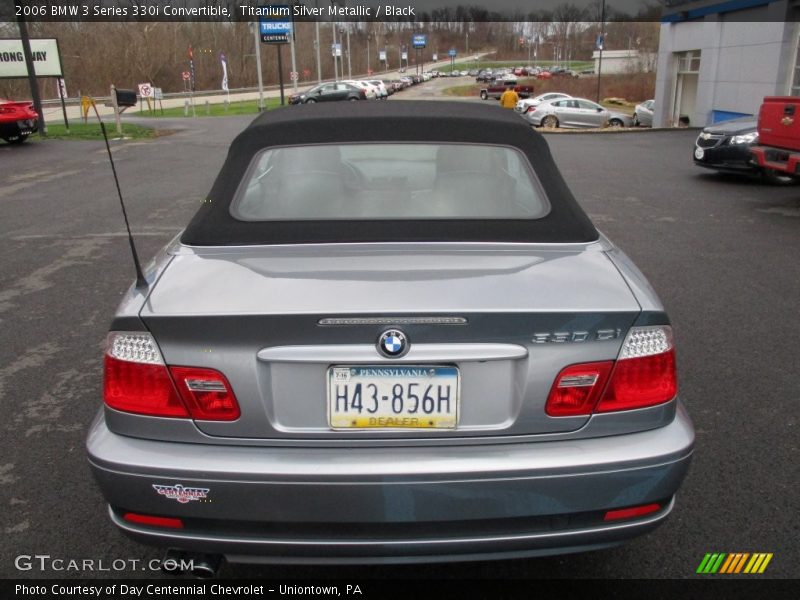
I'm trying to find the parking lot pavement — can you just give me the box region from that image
[1,119,798,579]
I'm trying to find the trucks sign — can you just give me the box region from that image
[259,5,293,44]
[412,34,427,49]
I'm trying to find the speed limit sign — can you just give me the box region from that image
[289,71,299,81]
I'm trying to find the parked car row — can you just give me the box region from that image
[477,66,580,83]
[289,75,429,105]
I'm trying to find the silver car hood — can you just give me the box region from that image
[142,241,640,316]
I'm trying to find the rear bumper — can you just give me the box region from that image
[0,118,38,139]
[87,401,694,564]
[751,145,800,175]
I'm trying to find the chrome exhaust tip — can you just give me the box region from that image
[189,553,223,579]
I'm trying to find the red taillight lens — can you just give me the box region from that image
[169,366,240,421]
[596,349,677,412]
[526,106,535,113]
[104,354,188,418]
[546,326,678,417]
[603,503,661,521]
[360,90,366,99]
[103,332,239,421]
[123,513,184,529]
[545,361,614,416]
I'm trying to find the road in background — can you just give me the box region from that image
[0,115,797,579]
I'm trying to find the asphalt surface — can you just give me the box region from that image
[0,101,798,581]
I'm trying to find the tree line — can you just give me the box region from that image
[0,14,660,100]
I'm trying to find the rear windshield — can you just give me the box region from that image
[230,143,550,221]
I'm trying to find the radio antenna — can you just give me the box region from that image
[89,100,148,289]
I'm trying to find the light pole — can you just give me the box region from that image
[345,25,352,78]
[366,33,371,75]
[314,1,322,82]
[251,22,264,110]
[596,0,606,103]
[330,2,339,82]
[288,0,298,93]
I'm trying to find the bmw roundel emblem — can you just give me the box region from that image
[377,329,409,358]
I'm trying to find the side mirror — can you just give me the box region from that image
[597,107,603,112]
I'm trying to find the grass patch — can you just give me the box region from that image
[442,84,481,97]
[134,97,284,118]
[41,122,158,140]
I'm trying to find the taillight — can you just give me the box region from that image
[103,332,240,421]
[104,332,188,418]
[526,106,536,113]
[359,90,366,99]
[595,326,677,413]
[545,361,613,416]
[545,326,677,416]
[169,366,240,421]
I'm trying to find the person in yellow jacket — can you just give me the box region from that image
[499,87,519,109]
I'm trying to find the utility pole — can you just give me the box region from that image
[16,14,45,137]
[253,22,264,110]
[346,26,351,79]
[332,20,339,81]
[289,1,298,93]
[596,0,606,103]
[314,0,322,83]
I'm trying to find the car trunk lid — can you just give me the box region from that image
[139,243,641,441]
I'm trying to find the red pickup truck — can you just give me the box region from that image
[479,80,535,101]
[750,96,800,179]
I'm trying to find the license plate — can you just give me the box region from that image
[328,365,460,430]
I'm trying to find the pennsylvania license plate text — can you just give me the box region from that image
[328,366,459,429]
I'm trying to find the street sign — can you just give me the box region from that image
[331,43,342,57]
[412,34,427,49]
[56,78,67,100]
[153,87,163,100]
[448,49,457,57]
[432,53,438,61]
[289,71,298,81]
[401,51,408,61]
[379,50,386,61]
[260,5,293,44]
[137,82,154,98]
[181,71,190,81]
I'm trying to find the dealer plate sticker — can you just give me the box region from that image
[328,365,460,429]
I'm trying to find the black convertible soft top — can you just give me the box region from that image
[181,101,598,246]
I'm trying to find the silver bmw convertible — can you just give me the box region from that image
[87,101,694,569]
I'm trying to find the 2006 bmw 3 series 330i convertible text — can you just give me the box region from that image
[87,101,694,567]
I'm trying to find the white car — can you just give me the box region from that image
[344,80,378,100]
[365,80,389,99]
[515,93,573,114]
